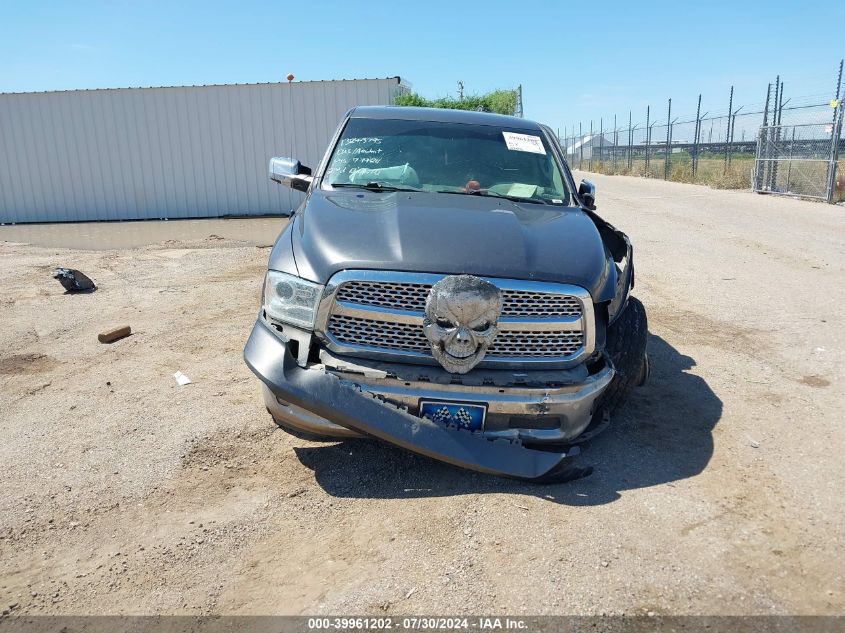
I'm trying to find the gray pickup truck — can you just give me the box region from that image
[244,106,648,482]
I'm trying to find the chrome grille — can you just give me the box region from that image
[336,280,582,317]
[319,271,595,368]
[329,315,429,353]
[328,315,583,358]
[336,281,433,312]
[490,331,583,357]
[502,290,581,317]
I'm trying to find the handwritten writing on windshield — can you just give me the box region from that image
[328,137,387,177]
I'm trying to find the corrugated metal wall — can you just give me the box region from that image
[0,78,404,223]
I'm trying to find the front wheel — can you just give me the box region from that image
[599,296,649,413]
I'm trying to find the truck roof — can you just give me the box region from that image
[349,105,542,131]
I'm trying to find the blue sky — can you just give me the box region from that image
[2,0,843,131]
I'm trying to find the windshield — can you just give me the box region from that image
[323,117,570,205]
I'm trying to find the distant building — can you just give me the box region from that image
[565,134,615,160]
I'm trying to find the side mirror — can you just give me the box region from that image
[578,179,596,210]
[269,157,313,192]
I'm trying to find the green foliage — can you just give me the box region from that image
[394,89,519,116]
[392,92,428,108]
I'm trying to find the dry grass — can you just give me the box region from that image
[584,157,754,190]
[581,154,845,201]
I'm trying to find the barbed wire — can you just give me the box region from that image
[562,63,844,139]
[557,60,845,203]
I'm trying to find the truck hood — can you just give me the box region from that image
[276,190,610,297]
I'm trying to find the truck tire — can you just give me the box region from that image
[600,296,649,413]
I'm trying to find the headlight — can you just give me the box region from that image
[263,271,324,330]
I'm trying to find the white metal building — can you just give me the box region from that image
[565,134,615,160]
[0,77,407,223]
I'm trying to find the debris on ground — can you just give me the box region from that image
[98,326,132,344]
[173,370,192,386]
[52,268,96,292]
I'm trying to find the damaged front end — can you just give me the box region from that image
[243,111,644,482]
[244,317,612,482]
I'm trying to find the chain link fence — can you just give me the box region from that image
[753,122,843,199]
[560,61,845,203]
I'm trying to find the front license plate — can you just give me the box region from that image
[419,400,487,431]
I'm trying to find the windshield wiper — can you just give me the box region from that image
[437,189,548,205]
[331,182,423,192]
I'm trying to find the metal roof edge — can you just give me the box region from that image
[0,76,406,97]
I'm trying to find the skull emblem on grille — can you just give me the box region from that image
[423,275,503,374]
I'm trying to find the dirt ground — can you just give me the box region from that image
[1,175,843,616]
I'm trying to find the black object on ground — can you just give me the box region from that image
[52,268,96,292]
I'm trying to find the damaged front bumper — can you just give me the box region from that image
[244,319,613,481]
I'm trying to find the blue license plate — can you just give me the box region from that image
[419,400,487,431]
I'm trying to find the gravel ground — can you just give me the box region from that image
[0,175,843,616]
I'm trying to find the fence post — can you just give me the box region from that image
[754,127,764,192]
[829,102,844,203]
[645,106,650,174]
[599,118,604,172]
[771,79,784,190]
[579,122,583,170]
[762,83,771,128]
[832,58,843,128]
[613,114,618,174]
[627,111,632,171]
[589,120,593,171]
[564,127,568,163]
[724,86,733,174]
[692,94,701,178]
[729,112,737,168]
[768,77,780,190]
[756,82,772,191]
[764,80,778,190]
[664,98,672,180]
[826,59,844,202]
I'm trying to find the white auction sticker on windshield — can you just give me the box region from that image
[502,132,546,155]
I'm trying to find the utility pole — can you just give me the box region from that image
[458,81,464,101]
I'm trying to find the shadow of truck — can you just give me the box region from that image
[293,333,722,506]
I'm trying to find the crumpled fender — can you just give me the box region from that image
[584,209,635,325]
[244,320,590,482]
